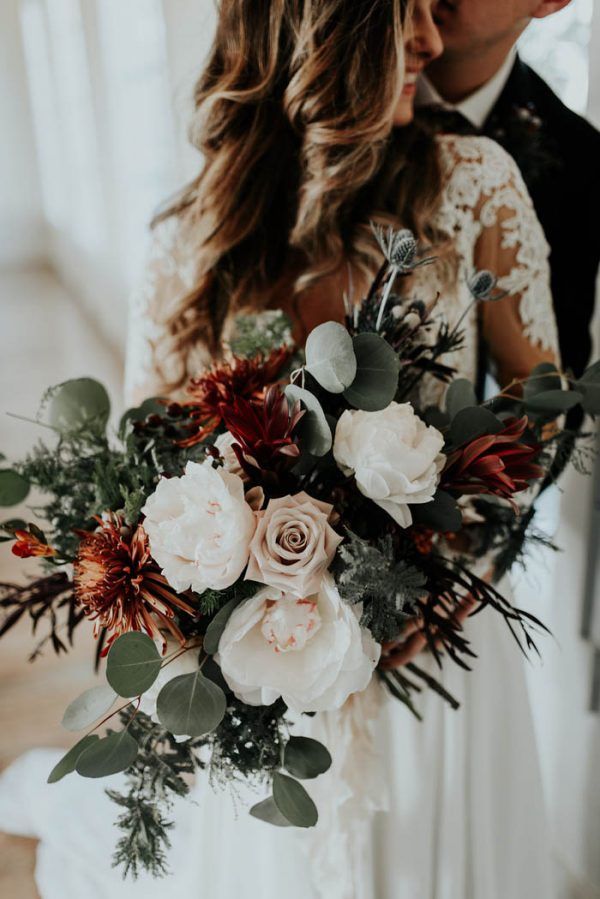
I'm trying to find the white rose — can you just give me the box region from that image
[142,460,256,593]
[216,575,380,713]
[139,646,200,741]
[333,401,445,528]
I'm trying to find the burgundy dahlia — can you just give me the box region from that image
[74,514,196,654]
[441,416,543,501]
[180,346,292,446]
[220,386,304,480]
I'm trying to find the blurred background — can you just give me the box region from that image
[0,1,598,896]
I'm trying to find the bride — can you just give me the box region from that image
[0,1,560,897]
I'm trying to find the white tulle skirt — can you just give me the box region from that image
[0,598,553,899]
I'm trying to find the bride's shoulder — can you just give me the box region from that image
[141,212,198,286]
[435,133,525,194]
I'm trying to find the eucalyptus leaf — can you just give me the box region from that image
[47,735,99,784]
[449,407,503,447]
[119,397,165,437]
[106,632,162,698]
[445,379,477,420]
[75,729,139,778]
[250,796,293,827]
[0,470,30,507]
[62,685,118,732]
[343,333,400,412]
[576,382,600,415]
[204,596,244,655]
[523,362,561,400]
[285,385,332,456]
[284,737,332,780]
[272,772,318,828]
[48,378,110,433]
[579,360,600,383]
[411,490,462,533]
[305,322,357,394]
[156,670,226,737]
[525,390,583,413]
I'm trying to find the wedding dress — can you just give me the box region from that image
[0,135,560,899]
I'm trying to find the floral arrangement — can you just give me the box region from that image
[1,226,597,877]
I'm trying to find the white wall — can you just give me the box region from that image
[161,0,216,181]
[0,0,46,267]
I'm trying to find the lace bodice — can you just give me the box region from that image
[124,135,559,405]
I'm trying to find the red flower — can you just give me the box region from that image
[11,529,56,559]
[441,416,543,502]
[74,514,196,655]
[221,386,304,480]
[180,346,292,446]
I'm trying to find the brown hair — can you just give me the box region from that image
[153,0,445,388]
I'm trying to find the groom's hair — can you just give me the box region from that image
[150,0,447,390]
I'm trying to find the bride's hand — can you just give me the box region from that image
[378,593,479,669]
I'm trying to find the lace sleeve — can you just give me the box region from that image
[124,216,206,406]
[439,135,560,387]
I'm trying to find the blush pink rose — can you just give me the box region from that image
[245,492,342,597]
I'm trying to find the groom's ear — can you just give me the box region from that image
[531,0,572,19]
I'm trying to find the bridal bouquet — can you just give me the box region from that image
[1,226,597,876]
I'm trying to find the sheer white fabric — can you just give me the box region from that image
[0,135,560,898]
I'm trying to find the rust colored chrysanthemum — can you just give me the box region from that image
[441,416,543,503]
[180,346,292,446]
[74,514,196,654]
[11,529,56,559]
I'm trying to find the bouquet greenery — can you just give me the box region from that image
[1,226,597,877]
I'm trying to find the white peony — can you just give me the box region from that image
[142,460,256,593]
[333,401,445,528]
[216,575,380,713]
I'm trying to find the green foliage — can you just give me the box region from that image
[106,632,162,698]
[0,469,30,506]
[76,729,139,778]
[305,321,357,393]
[156,671,226,737]
[343,332,400,411]
[61,684,117,732]
[47,735,99,783]
[272,772,318,827]
[229,310,293,358]
[283,737,332,780]
[335,530,426,642]
[13,391,199,559]
[107,712,205,879]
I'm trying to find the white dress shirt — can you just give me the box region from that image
[416,50,517,130]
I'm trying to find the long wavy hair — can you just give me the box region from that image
[153,0,446,388]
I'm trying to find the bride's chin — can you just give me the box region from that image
[392,101,415,128]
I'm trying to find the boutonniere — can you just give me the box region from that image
[487,101,560,186]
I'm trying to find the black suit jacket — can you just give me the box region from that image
[482,57,600,378]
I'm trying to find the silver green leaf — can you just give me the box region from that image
[250,796,294,827]
[284,737,332,780]
[47,378,110,433]
[106,632,162,698]
[284,384,332,456]
[304,322,357,394]
[47,735,99,784]
[61,685,117,732]
[272,771,318,827]
[0,470,30,507]
[75,730,139,778]
[342,333,400,412]
[156,670,226,737]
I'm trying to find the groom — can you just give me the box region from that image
[418,0,600,379]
